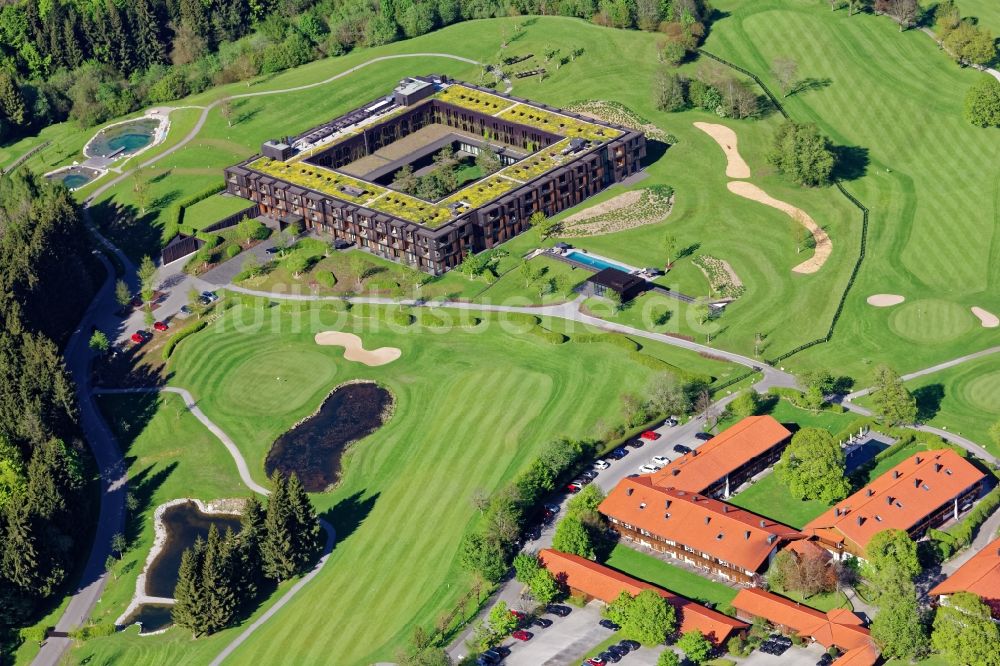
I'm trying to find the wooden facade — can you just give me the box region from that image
[224,85,645,274]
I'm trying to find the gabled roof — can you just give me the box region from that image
[651,416,792,493]
[732,588,876,665]
[599,477,801,572]
[784,539,833,563]
[538,549,746,645]
[929,536,1000,606]
[804,449,985,553]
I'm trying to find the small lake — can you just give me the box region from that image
[119,603,175,634]
[88,118,160,158]
[145,501,241,599]
[45,166,101,190]
[265,382,392,492]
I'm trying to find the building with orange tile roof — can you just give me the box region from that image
[732,588,878,666]
[929,537,1000,618]
[651,416,793,498]
[803,449,986,559]
[538,549,747,645]
[599,477,802,585]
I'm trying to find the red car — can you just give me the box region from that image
[566,482,582,494]
[153,321,168,332]
[510,609,526,621]
[511,630,533,641]
[130,331,147,344]
[640,430,661,441]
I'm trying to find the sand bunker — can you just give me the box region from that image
[315,331,401,366]
[972,306,999,328]
[867,294,905,307]
[726,181,832,274]
[694,122,751,179]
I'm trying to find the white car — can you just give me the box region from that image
[664,417,679,427]
[638,464,662,474]
[651,455,670,466]
[594,460,611,470]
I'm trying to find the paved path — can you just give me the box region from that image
[36,51,484,665]
[845,345,1000,400]
[920,27,1000,83]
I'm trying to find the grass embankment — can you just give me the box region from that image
[604,545,737,608]
[70,302,738,665]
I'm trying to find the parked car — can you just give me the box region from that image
[566,482,582,493]
[611,642,631,655]
[130,331,147,344]
[201,291,219,302]
[542,508,556,523]
[265,246,280,255]
[153,321,168,332]
[332,238,353,250]
[581,470,598,480]
[572,476,592,486]
[593,459,610,470]
[511,629,532,641]
[546,604,571,617]
[176,305,193,318]
[510,609,526,621]
[771,634,793,647]
[544,503,561,514]
[673,444,692,455]
[585,658,605,666]
[816,653,834,666]
[694,432,714,441]
[599,651,621,663]
[620,640,640,650]
[664,417,679,427]
[479,648,503,664]
[651,455,670,466]
[638,464,662,474]
[598,619,620,630]
[628,438,644,448]
[609,447,628,460]
[526,525,542,540]
[640,430,661,441]
[532,617,552,628]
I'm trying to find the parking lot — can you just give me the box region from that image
[501,601,610,665]
[738,641,828,666]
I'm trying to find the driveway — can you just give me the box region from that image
[200,218,282,286]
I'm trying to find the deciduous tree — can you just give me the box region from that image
[767,121,835,187]
[870,364,917,426]
[964,78,1000,128]
[777,427,851,502]
[772,57,798,96]
[487,600,519,637]
[552,514,595,559]
[871,581,927,659]
[677,630,713,664]
[931,591,1000,666]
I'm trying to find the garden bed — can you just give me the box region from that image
[560,185,673,236]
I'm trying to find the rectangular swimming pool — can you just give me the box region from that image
[565,251,630,272]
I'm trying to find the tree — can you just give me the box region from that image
[115,279,132,309]
[677,630,713,664]
[132,167,150,215]
[655,70,687,112]
[646,373,690,417]
[767,121,835,187]
[285,473,321,570]
[261,472,296,581]
[137,255,158,297]
[870,364,917,426]
[624,589,677,645]
[528,567,561,603]
[487,600,518,637]
[200,525,237,634]
[220,99,233,127]
[864,528,920,598]
[663,234,678,267]
[104,554,118,581]
[964,78,1000,128]
[172,536,208,636]
[931,592,1000,666]
[285,252,310,279]
[552,514,595,560]
[528,211,560,240]
[513,552,542,584]
[768,549,837,597]
[88,330,109,354]
[111,532,127,558]
[871,582,927,659]
[475,148,501,175]
[657,651,680,666]
[776,427,851,502]
[143,305,155,330]
[772,57,798,96]
[459,531,508,583]
[728,390,761,420]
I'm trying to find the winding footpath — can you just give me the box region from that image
[34,51,490,666]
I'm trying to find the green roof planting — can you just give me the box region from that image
[435,84,517,115]
[498,104,621,143]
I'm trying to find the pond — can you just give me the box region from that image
[44,166,101,190]
[119,603,175,634]
[265,382,392,492]
[145,501,241,599]
[87,117,161,158]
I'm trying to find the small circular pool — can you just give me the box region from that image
[45,166,102,190]
[86,117,162,159]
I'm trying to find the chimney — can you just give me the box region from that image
[894,470,901,479]
[886,496,893,505]
[639,503,646,509]
[716,533,724,540]
[723,505,732,513]
[835,508,841,516]
[745,531,751,540]
[672,469,680,476]
[627,488,633,496]
[692,450,699,457]
[664,513,671,519]
[767,535,776,544]
[866,489,874,497]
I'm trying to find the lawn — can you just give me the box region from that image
[182,193,256,231]
[69,302,739,665]
[767,584,852,613]
[858,352,1000,457]
[60,391,251,661]
[603,544,737,608]
[476,255,590,306]
[703,0,1000,380]
[714,398,859,437]
[726,472,831,530]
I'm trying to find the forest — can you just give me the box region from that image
[0,170,101,655]
[0,0,711,140]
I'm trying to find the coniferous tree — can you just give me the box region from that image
[261,472,297,581]
[235,495,266,604]
[172,536,209,636]
[286,473,322,569]
[201,525,238,633]
[1,504,42,593]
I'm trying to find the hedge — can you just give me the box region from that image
[526,325,567,344]
[279,302,309,314]
[944,485,1000,547]
[494,312,540,326]
[162,321,208,360]
[572,332,640,351]
[315,270,336,288]
[167,182,227,235]
[225,244,241,259]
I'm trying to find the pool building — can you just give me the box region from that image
[224,75,645,274]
